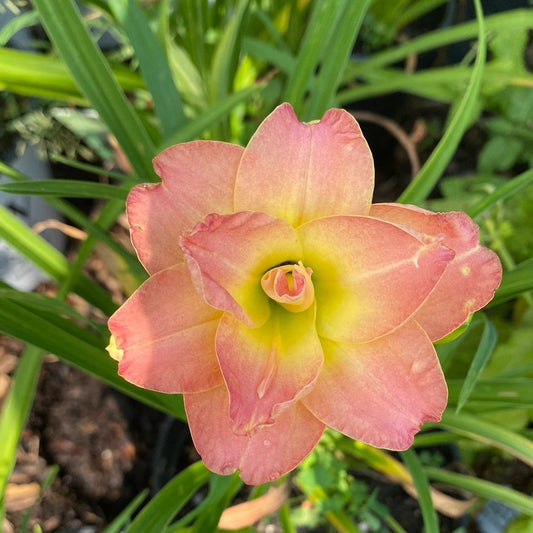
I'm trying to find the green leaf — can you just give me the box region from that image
[0,345,43,513]
[160,84,265,148]
[447,379,533,411]
[393,0,448,30]
[242,37,295,74]
[0,47,143,104]
[456,316,497,413]
[0,10,40,46]
[440,410,533,467]
[425,467,533,516]
[400,449,439,533]
[278,503,297,533]
[158,0,206,110]
[490,258,533,307]
[0,288,106,337]
[0,179,129,200]
[191,474,242,532]
[338,63,527,106]
[209,0,251,105]
[32,0,157,180]
[102,490,149,533]
[398,0,486,204]
[166,42,208,109]
[126,462,210,533]
[304,0,370,120]
[483,308,533,379]
[346,9,533,78]
[283,0,346,116]
[468,168,533,219]
[0,160,145,292]
[50,154,139,183]
[0,203,68,281]
[0,181,122,314]
[0,299,186,421]
[50,107,114,160]
[107,0,186,139]
[56,198,140,302]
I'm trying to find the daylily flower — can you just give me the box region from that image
[107,103,502,485]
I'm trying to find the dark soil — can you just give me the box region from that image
[5,355,197,532]
[6,359,155,531]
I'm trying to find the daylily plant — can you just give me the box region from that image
[107,104,502,485]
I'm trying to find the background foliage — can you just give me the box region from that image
[1,0,533,531]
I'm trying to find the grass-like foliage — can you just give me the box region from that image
[1,0,532,531]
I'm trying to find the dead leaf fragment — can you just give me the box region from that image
[218,483,288,530]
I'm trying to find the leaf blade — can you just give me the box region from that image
[425,467,533,516]
[126,462,210,533]
[456,316,497,413]
[0,299,185,420]
[107,0,186,138]
[31,0,156,180]
[440,410,533,467]
[0,345,43,511]
[398,0,487,203]
[400,449,439,533]
[0,179,128,200]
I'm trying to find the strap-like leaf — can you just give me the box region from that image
[468,168,533,218]
[490,259,533,307]
[107,0,186,139]
[32,0,157,180]
[400,449,439,533]
[440,410,533,467]
[0,179,128,200]
[398,0,486,203]
[126,462,210,533]
[304,0,370,120]
[456,315,497,413]
[0,345,43,510]
[0,299,186,421]
[425,467,533,516]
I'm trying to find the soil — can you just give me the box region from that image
[3,350,196,532]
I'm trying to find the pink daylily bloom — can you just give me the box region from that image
[107,103,502,485]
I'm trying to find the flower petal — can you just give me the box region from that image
[234,103,374,226]
[185,385,325,485]
[108,263,223,393]
[216,306,323,435]
[180,211,302,327]
[370,204,502,340]
[127,141,243,274]
[303,321,447,450]
[297,215,455,342]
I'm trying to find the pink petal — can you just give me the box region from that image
[215,307,323,435]
[370,204,502,340]
[180,211,302,327]
[184,385,325,485]
[303,321,447,450]
[127,141,243,274]
[297,215,455,343]
[234,103,374,226]
[108,263,223,393]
